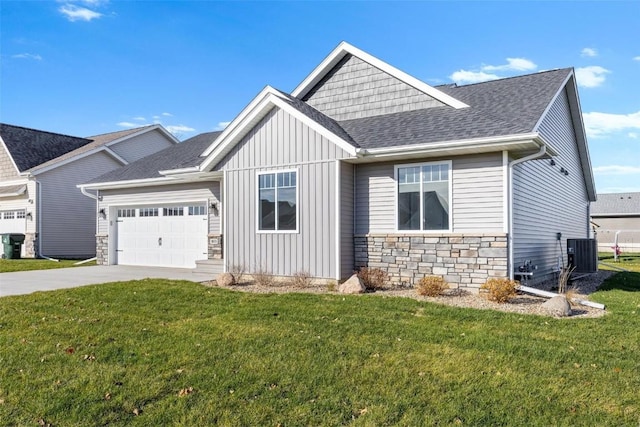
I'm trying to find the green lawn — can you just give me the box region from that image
[0,258,95,273]
[1,274,639,426]
[599,252,640,273]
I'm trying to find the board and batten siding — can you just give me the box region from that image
[38,151,123,257]
[355,153,505,234]
[303,54,445,121]
[109,129,175,163]
[512,87,589,279]
[340,161,355,279]
[216,106,355,279]
[97,181,221,235]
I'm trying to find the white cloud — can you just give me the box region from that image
[593,165,640,175]
[166,125,195,135]
[117,121,139,128]
[633,56,640,61]
[59,4,103,21]
[628,132,638,139]
[582,110,640,138]
[575,66,610,88]
[481,58,537,72]
[161,112,173,117]
[215,121,231,130]
[133,116,146,121]
[581,48,598,58]
[449,70,500,84]
[12,53,42,60]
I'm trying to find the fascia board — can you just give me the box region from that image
[0,178,29,187]
[105,124,179,148]
[361,133,551,157]
[77,177,177,191]
[292,41,469,109]
[159,166,200,176]
[199,93,359,172]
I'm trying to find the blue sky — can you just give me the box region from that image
[1,1,639,193]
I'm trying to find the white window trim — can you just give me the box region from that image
[256,168,299,234]
[394,160,453,233]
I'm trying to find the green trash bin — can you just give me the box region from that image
[1,233,25,259]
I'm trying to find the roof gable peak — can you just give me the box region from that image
[292,41,469,110]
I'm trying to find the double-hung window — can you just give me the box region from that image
[396,161,451,231]
[258,170,297,231]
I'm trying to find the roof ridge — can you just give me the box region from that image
[86,124,156,139]
[449,68,573,89]
[0,122,91,142]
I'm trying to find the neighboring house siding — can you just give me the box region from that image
[592,216,640,250]
[355,153,504,234]
[216,107,353,279]
[512,88,589,279]
[109,129,174,163]
[303,54,445,121]
[97,181,221,235]
[0,142,19,179]
[340,161,355,279]
[38,151,122,257]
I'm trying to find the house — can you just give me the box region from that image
[78,42,596,288]
[591,192,640,253]
[0,124,178,258]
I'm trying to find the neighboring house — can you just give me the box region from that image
[591,192,640,252]
[79,42,595,288]
[0,124,178,258]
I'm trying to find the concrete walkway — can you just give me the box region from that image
[0,265,215,297]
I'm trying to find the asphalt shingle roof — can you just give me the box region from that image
[0,123,93,172]
[85,131,222,184]
[338,68,572,149]
[591,192,640,215]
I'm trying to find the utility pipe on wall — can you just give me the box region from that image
[507,144,547,280]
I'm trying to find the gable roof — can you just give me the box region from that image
[28,124,179,174]
[83,131,222,185]
[0,123,93,173]
[292,42,469,110]
[591,192,640,216]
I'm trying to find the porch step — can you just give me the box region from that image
[194,259,224,275]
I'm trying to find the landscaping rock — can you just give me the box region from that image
[339,274,366,294]
[216,272,234,287]
[542,295,572,317]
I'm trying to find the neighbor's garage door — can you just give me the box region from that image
[0,210,26,234]
[115,205,208,268]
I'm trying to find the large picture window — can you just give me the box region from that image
[397,162,451,231]
[258,170,297,231]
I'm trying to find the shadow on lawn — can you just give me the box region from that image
[598,271,640,292]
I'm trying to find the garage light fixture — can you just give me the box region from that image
[210,202,219,216]
[99,208,106,219]
[26,212,32,220]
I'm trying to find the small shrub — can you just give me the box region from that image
[558,266,576,294]
[253,267,275,287]
[326,280,337,292]
[481,278,518,303]
[289,271,313,288]
[416,276,448,297]
[357,267,389,291]
[228,263,246,285]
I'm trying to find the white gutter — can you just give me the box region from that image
[80,186,98,200]
[507,144,547,280]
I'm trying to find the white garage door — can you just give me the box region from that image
[115,205,208,268]
[0,210,26,234]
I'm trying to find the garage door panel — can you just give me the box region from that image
[115,205,208,268]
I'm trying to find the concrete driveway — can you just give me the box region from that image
[0,265,215,297]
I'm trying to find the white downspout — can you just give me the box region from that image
[507,144,547,280]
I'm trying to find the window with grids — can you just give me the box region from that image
[16,210,26,219]
[117,208,136,218]
[258,170,297,231]
[3,211,15,220]
[188,205,206,216]
[397,162,450,231]
[139,207,159,217]
[163,207,184,217]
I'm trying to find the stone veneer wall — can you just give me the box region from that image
[96,234,108,265]
[354,234,508,290]
[24,233,38,258]
[208,234,223,260]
